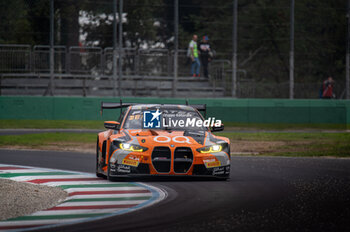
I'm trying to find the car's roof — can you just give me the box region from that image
[130,104,196,111]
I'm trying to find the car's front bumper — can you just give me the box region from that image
[109,163,230,178]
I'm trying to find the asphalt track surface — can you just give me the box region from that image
[1,149,350,232]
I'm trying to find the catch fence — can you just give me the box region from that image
[0,44,344,98]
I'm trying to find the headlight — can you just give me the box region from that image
[119,143,148,152]
[197,144,222,153]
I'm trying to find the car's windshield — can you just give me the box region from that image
[123,108,206,131]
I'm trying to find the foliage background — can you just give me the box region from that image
[0,0,347,95]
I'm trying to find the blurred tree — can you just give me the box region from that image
[26,0,50,45]
[0,0,33,44]
[80,0,165,49]
[56,0,81,47]
[0,0,348,91]
[124,0,164,49]
[181,0,346,85]
[295,0,346,82]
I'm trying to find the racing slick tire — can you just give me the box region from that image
[96,139,106,179]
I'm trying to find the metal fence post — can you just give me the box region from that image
[113,0,117,97]
[118,0,123,97]
[66,46,70,74]
[289,0,295,99]
[49,0,54,96]
[172,0,178,97]
[232,0,238,98]
[29,47,33,73]
[347,0,350,99]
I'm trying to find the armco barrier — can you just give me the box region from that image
[0,96,349,126]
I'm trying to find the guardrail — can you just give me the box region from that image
[0,44,31,73]
[33,45,67,73]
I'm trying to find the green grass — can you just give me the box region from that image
[0,125,349,157]
[223,122,348,130]
[217,132,350,141]
[216,132,350,157]
[0,133,96,148]
[0,120,104,129]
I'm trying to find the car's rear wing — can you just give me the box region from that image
[186,100,206,118]
[100,100,207,117]
[100,101,135,115]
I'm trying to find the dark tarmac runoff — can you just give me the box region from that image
[0,149,350,232]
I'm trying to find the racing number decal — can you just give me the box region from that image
[153,136,171,143]
[153,136,191,144]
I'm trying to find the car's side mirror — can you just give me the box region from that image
[211,123,224,132]
[104,121,120,130]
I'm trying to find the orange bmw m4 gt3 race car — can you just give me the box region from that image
[96,102,231,180]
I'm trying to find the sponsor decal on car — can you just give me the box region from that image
[213,166,225,175]
[117,164,131,173]
[203,158,216,164]
[153,135,192,144]
[122,159,139,167]
[128,155,141,161]
[205,161,221,168]
[225,165,230,174]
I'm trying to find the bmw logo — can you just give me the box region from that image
[170,144,174,147]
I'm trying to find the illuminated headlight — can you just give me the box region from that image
[197,144,222,153]
[119,143,148,152]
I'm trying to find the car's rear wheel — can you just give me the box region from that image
[96,138,106,179]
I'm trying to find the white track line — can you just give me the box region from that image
[0,219,81,227]
[39,181,113,186]
[66,193,153,200]
[9,175,91,181]
[0,164,167,232]
[64,186,146,193]
[57,200,147,207]
[31,209,124,216]
[0,169,67,174]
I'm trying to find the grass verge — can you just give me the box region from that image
[0,133,96,153]
[0,120,104,129]
[0,131,349,157]
[217,132,350,157]
[223,122,348,130]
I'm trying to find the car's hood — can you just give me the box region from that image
[123,129,208,146]
[110,128,227,148]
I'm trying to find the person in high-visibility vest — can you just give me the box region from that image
[188,34,201,77]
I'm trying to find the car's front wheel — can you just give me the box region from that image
[96,138,106,179]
